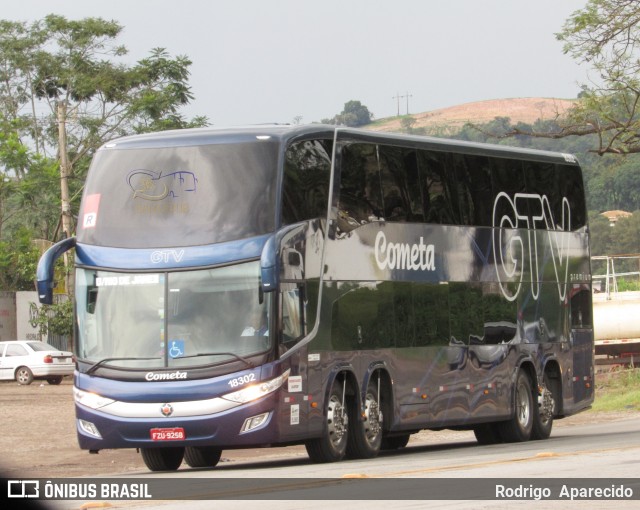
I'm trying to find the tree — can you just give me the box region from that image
[0,15,207,292]
[479,1,640,155]
[0,15,207,235]
[322,100,373,127]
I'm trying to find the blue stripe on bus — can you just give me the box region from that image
[75,234,271,270]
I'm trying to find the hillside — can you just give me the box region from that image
[368,97,576,134]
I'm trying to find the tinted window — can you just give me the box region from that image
[452,154,493,226]
[339,144,462,228]
[337,143,384,231]
[417,150,458,224]
[524,161,586,231]
[282,139,332,225]
[558,164,587,230]
[78,141,279,248]
[491,158,526,228]
[571,287,592,328]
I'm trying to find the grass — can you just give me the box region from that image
[591,367,640,412]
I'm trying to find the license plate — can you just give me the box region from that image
[150,427,185,441]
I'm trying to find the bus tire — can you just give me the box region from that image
[346,379,384,459]
[184,446,222,468]
[381,434,410,450]
[305,379,349,463]
[473,423,502,445]
[531,373,554,440]
[140,447,184,471]
[498,370,533,442]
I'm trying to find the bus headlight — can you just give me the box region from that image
[222,369,290,404]
[74,387,115,410]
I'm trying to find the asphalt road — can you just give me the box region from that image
[43,415,640,510]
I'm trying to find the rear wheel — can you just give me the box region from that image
[531,373,555,440]
[47,376,63,385]
[346,377,384,459]
[140,447,184,471]
[305,378,349,463]
[498,370,533,442]
[15,366,33,385]
[184,446,222,468]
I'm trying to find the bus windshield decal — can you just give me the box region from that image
[81,193,101,229]
[95,274,160,287]
[127,169,198,201]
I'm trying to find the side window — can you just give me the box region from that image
[491,157,526,227]
[558,164,587,230]
[523,161,587,231]
[417,150,458,225]
[452,154,493,226]
[570,287,592,328]
[6,344,28,356]
[282,139,332,225]
[377,146,424,222]
[337,143,384,231]
[280,283,304,345]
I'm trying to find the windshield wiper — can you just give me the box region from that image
[85,357,162,375]
[179,352,254,368]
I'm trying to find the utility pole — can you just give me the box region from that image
[393,91,413,116]
[393,92,403,116]
[405,91,413,115]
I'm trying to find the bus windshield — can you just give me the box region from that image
[77,140,279,248]
[76,261,271,371]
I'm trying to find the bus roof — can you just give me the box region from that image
[99,124,579,166]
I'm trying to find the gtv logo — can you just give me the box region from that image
[150,249,185,264]
[492,192,571,302]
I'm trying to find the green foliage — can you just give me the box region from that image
[399,115,427,135]
[0,228,41,290]
[0,14,207,291]
[552,0,640,155]
[32,298,73,337]
[591,368,640,412]
[323,100,373,127]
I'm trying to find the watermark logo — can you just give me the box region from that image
[7,480,39,498]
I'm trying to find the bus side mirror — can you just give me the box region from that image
[260,234,278,293]
[260,222,307,294]
[36,237,76,304]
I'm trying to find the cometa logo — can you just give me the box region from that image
[374,231,436,271]
[145,370,188,381]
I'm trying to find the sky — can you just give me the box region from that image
[2,0,592,127]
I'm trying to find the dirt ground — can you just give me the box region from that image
[0,377,635,478]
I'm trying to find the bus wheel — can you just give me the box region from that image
[473,423,502,445]
[347,379,384,459]
[305,380,349,463]
[381,434,410,450]
[184,446,222,468]
[140,447,184,471]
[499,370,533,442]
[531,374,555,440]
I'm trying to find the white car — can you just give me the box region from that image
[0,340,75,385]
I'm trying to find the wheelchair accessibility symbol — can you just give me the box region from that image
[169,340,185,359]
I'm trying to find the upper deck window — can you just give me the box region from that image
[78,140,279,248]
